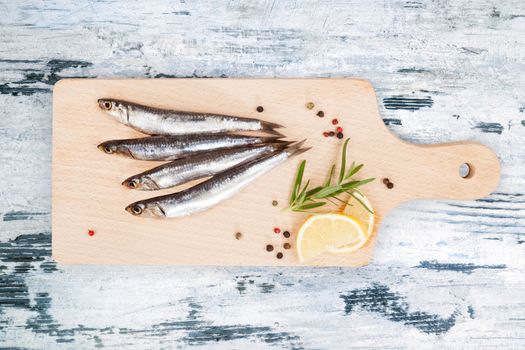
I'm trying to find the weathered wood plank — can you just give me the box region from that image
[1,0,524,348]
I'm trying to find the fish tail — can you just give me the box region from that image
[268,140,294,150]
[285,139,311,157]
[260,120,285,136]
[260,136,286,144]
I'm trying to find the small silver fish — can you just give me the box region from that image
[125,141,309,218]
[98,98,284,136]
[122,142,291,190]
[98,134,282,161]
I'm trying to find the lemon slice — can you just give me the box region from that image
[296,213,367,262]
[334,192,375,253]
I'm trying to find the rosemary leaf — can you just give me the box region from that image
[339,138,350,183]
[313,185,342,199]
[341,178,375,189]
[330,196,351,205]
[346,163,363,179]
[298,202,327,210]
[285,138,375,213]
[296,180,310,206]
[325,164,335,187]
[296,179,310,204]
[305,186,323,197]
[291,160,306,203]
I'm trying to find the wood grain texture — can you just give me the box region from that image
[1,0,524,348]
[53,78,499,266]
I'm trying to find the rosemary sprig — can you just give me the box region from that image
[286,138,374,213]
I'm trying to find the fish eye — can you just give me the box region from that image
[127,179,138,188]
[132,205,143,215]
[104,146,113,154]
[103,101,112,110]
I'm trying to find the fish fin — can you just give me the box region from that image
[277,140,295,147]
[264,128,286,137]
[260,120,285,136]
[285,139,311,157]
[261,120,284,129]
[265,140,294,150]
[260,136,285,143]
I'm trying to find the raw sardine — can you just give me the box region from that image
[125,141,309,218]
[98,98,284,136]
[122,142,291,190]
[98,134,282,161]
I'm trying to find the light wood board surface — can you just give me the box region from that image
[52,79,500,266]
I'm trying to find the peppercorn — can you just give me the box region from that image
[235,232,242,240]
[266,244,274,252]
[387,182,394,189]
[332,118,338,125]
[88,229,95,236]
[274,227,281,234]
[336,126,343,133]
[283,243,291,250]
[256,106,264,113]
[283,231,290,238]
[323,131,329,137]
[276,252,283,259]
[272,200,278,206]
[382,178,390,185]
[316,111,324,118]
[336,132,344,139]
[306,102,315,110]
[328,131,335,137]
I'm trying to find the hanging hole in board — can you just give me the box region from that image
[459,163,474,179]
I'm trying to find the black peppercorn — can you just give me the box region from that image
[316,111,324,118]
[272,200,278,206]
[336,132,344,139]
[387,182,394,189]
[283,243,291,250]
[266,244,274,252]
[256,106,264,112]
[328,131,335,137]
[283,231,290,238]
[276,252,283,259]
[382,178,390,185]
[235,232,242,240]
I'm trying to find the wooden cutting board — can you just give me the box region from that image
[52,79,500,266]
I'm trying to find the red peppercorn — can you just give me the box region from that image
[88,230,95,236]
[332,118,338,125]
[336,126,343,133]
[323,132,329,137]
[274,227,281,234]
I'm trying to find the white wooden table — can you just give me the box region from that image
[1,1,524,348]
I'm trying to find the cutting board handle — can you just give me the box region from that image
[400,142,500,201]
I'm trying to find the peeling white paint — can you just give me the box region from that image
[0,0,524,348]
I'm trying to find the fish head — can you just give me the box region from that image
[98,141,134,158]
[97,141,118,154]
[122,176,160,191]
[98,99,129,125]
[125,202,166,218]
